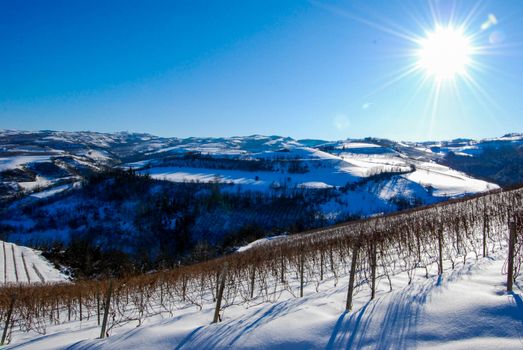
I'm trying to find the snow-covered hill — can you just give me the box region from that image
[1,130,516,261]
[0,240,68,284]
[2,180,522,349]
[5,248,522,349]
[137,145,496,197]
[2,130,519,204]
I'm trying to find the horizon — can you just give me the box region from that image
[2,1,523,141]
[1,127,521,143]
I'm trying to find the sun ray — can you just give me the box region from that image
[459,74,504,130]
[397,74,432,123]
[461,71,504,114]
[309,0,422,44]
[428,80,443,139]
[361,63,420,100]
[459,0,487,32]
[313,0,519,139]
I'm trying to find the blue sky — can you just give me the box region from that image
[1,0,523,141]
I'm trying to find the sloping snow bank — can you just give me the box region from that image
[236,235,288,253]
[0,240,68,284]
[6,252,523,349]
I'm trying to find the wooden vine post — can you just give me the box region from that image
[250,265,256,299]
[507,219,517,292]
[96,286,101,326]
[346,242,359,311]
[100,280,114,339]
[370,242,377,300]
[483,200,488,257]
[280,251,285,283]
[1,294,15,346]
[212,262,228,323]
[79,291,83,322]
[299,253,305,298]
[438,228,444,275]
[182,274,187,302]
[320,249,324,281]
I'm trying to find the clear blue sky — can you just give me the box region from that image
[1,0,522,141]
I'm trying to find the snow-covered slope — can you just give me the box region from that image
[414,133,523,157]
[0,240,68,284]
[0,131,506,257]
[5,250,522,349]
[0,130,512,201]
[138,147,496,199]
[2,130,514,204]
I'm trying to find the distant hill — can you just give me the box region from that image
[2,130,521,273]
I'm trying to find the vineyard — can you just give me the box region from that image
[1,186,522,346]
[0,241,67,285]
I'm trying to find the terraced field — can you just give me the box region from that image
[0,240,67,284]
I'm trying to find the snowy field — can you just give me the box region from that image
[5,250,522,350]
[141,165,361,191]
[0,155,52,172]
[139,156,496,197]
[404,161,496,197]
[0,132,507,205]
[134,140,498,198]
[0,240,67,284]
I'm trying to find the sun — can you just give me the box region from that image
[416,26,473,81]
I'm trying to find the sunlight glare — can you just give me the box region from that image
[417,26,473,81]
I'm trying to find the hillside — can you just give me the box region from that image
[2,186,522,349]
[6,251,521,350]
[0,240,68,284]
[1,131,509,273]
[1,130,513,205]
[2,130,516,274]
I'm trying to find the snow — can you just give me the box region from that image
[0,132,505,208]
[403,162,498,196]
[82,150,112,162]
[339,156,411,177]
[0,155,52,171]
[123,135,497,203]
[121,160,151,169]
[0,240,68,284]
[297,181,333,189]
[17,176,53,192]
[339,142,381,149]
[484,133,523,142]
[138,154,497,201]
[29,184,72,199]
[150,144,248,157]
[236,235,288,253]
[253,146,340,161]
[140,166,361,191]
[6,250,522,349]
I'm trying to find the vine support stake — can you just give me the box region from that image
[483,200,488,257]
[370,242,377,300]
[507,219,517,292]
[100,280,114,339]
[346,243,359,311]
[438,228,444,275]
[1,294,15,346]
[96,286,101,326]
[250,265,256,299]
[212,262,228,323]
[299,253,305,298]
